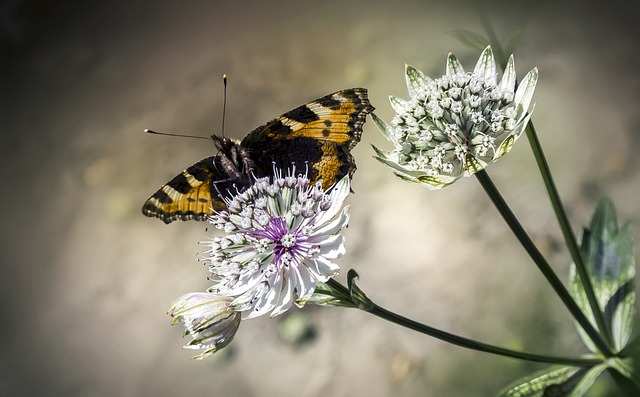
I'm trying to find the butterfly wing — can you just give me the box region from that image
[240,88,374,189]
[142,156,228,224]
[143,88,373,224]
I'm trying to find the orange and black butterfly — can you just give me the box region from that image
[142,88,373,223]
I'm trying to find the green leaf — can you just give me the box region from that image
[498,365,607,397]
[445,29,489,51]
[569,198,636,352]
[608,356,640,395]
[612,323,640,393]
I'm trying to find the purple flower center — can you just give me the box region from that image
[251,217,307,266]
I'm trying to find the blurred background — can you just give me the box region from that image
[1,0,639,396]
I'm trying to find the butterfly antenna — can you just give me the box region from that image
[144,129,210,140]
[221,74,228,138]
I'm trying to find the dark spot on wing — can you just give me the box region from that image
[315,94,342,110]
[185,166,209,182]
[168,173,193,194]
[268,120,292,136]
[153,189,172,204]
[283,105,319,123]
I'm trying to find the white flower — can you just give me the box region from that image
[168,292,241,359]
[373,45,538,189]
[205,170,351,319]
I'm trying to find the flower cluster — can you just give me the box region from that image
[207,171,350,318]
[373,46,538,189]
[170,170,351,357]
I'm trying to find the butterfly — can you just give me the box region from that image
[142,88,374,223]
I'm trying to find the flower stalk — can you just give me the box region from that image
[326,278,601,367]
[524,122,613,347]
[486,36,614,351]
[474,169,614,357]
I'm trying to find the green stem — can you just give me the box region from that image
[325,279,601,367]
[524,122,613,346]
[483,34,613,354]
[474,170,613,357]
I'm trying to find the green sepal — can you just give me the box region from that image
[347,269,374,311]
[302,281,357,309]
[463,152,486,175]
[495,135,515,159]
[389,95,407,114]
[371,113,395,142]
[405,64,428,97]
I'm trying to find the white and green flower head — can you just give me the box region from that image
[373,46,538,189]
[168,292,241,359]
[205,169,351,319]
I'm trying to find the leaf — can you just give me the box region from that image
[445,29,489,51]
[569,198,636,352]
[347,269,373,311]
[615,333,640,393]
[608,358,640,395]
[498,365,607,397]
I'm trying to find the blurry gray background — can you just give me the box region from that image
[1,0,638,396]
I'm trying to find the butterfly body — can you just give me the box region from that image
[143,88,373,224]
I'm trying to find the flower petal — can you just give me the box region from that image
[371,113,396,143]
[389,95,408,114]
[405,64,430,96]
[313,176,350,227]
[311,205,350,237]
[271,274,295,316]
[314,232,346,259]
[307,256,340,281]
[446,52,464,75]
[500,54,516,93]
[473,46,497,86]
[292,263,316,301]
[514,67,538,114]
[245,284,274,319]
